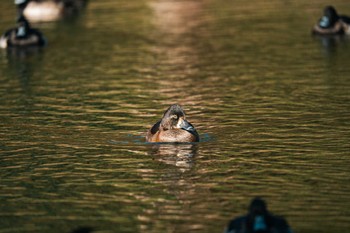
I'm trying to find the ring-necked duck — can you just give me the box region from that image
[224,198,292,233]
[146,104,199,143]
[15,0,88,22]
[312,6,350,35]
[0,15,46,49]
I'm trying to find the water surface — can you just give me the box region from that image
[1,1,350,233]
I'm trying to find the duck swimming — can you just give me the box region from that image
[0,15,46,49]
[224,198,293,233]
[146,104,199,143]
[312,6,350,35]
[15,0,88,22]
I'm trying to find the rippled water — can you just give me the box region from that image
[1,1,350,233]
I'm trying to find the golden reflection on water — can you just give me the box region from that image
[149,1,203,35]
[148,0,205,107]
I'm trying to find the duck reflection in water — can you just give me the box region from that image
[224,198,292,233]
[313,34,350,57]
[2,44,44,60]
[148,143,198,171]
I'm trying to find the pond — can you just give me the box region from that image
[1,0,350,233]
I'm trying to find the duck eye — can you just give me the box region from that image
[171,115,178,119]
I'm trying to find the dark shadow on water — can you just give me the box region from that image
[199,133,213,142]
[70,227,94,233]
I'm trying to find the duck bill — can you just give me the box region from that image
[178,118,194,131]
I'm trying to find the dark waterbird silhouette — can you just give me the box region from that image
[312,6,350,35]
[0,15,46,49]
[70,227,94,233]
[224,197,292,233]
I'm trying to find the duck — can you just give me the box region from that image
[312,6,350,35]
[224,198,292,233]
[146,104,199,143]
[0,15,46,49]
[15,0,88,22]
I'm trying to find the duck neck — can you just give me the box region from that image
[253,215,267,231]
[17,25,27,37]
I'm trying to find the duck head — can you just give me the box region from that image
[15,0,29,7]
[160,104,194,132]
[319,6,339,28]
[248,198,269,232]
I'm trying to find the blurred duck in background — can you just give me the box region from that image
[224,197,293,233]
[312,6,350,35]
[0,15,46,49]
[15,0,88,22]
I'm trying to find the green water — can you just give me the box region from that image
[1,1,350,232]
